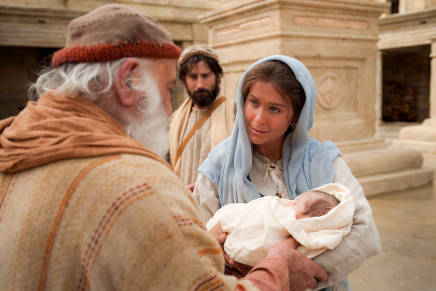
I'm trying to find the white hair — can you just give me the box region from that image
[29,58,170,158]
[123,68,170,159]
[28,59,126,101]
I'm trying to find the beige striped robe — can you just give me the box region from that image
[0,153,259,290]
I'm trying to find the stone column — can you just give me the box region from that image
[430,39,436,119]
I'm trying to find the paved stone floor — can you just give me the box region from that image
[349,184,436,291]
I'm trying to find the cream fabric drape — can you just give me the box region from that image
[169,97,234,185]
[206,183,354,267]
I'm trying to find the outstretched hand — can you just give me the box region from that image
[224,253,252,278]
[267,238,328,290]
[208,223,251,277]
[208,223,226,245]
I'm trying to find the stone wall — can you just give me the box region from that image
[0,0,219,118]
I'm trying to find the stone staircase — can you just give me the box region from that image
[337,138,434,197]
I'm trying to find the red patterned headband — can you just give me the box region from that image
[52,40,181,67]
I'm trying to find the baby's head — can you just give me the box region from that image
[291,190,339,219]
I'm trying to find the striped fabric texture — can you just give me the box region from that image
[0,154,256,290]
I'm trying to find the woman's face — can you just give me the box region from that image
[244,80,294,151]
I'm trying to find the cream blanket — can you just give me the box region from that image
[206,183,355,266]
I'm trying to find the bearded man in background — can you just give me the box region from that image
[0,4,327,290]
[169,45,235,186]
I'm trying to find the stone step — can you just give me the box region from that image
[343,146,434,197]
[392,119,436,180]
[343,146,423,177]
[357,168,433,197]
[393,138,436,153]
[336,138,387,153]
[398,119,436,141]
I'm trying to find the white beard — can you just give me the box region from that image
[123,72,170,159]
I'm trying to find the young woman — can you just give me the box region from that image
[193,55,381,290]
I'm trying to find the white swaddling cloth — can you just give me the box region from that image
[206,183,355,266]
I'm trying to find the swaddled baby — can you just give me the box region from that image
[206,183,355,266]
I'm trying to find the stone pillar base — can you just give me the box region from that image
[336,138,387,154]
[393,119,436,179]
[343,146,433,197]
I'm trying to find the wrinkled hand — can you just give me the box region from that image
[224,253,252,278]
[208,224,251,277]
[267,238,328,291]
[208,223,226,246]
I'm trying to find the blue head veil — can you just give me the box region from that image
[198,55,341,206]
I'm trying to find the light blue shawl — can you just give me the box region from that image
[199,55,349,291]
[198,55,341,205]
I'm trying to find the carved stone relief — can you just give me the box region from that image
[309,66,359,117]
[317,72,342,110]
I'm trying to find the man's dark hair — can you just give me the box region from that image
[179,55,223,84]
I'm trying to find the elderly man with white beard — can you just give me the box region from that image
[0,4,327,291]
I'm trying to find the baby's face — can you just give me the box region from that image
[289,192,313,219]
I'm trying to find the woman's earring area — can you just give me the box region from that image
[126,80,132,88]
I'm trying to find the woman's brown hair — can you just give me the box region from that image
[241,60,306,128]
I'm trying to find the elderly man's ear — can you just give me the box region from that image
[115,58,141,107]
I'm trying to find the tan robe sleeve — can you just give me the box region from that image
[193,173,221,222]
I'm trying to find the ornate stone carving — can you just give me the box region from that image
[317,72,342,110]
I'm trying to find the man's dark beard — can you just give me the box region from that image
[188,84,220,108]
